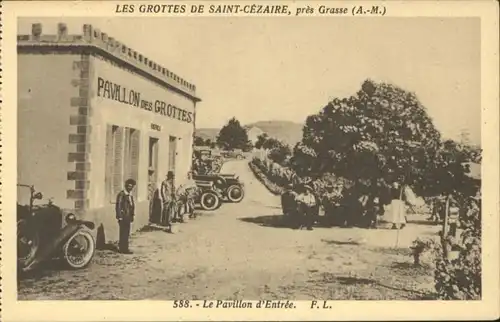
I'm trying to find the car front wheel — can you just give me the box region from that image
[227,185,244,203]
[63,228,96,269]
[200,191,221,211]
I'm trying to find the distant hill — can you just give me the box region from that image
[195,128,219,141]
[195,120,304,147]
[246,121,304,147]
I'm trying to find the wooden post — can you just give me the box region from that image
[449,221,458,238]
[441,194,451,259]
[449,203,458,238]
[443,194,450,237]
[394,183,405,248]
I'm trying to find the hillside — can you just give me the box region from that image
[195,120,304,147]
[246,121,304,147]
[195,128,219,141]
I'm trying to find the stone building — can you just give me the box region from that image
[245,126,265,145]
[17,22,201,243]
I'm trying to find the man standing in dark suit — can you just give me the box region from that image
[116,179,136,254]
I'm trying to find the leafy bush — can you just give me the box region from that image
[254,134,293,166]
[433,239,481,299]
[410,198,481,300]
[268,143,292,165]
[248,160,284,195]
[432,197,481,300]
[410,238,439,266]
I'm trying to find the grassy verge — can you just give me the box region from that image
[248,161,285,195]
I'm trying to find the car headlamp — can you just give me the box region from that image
[65,213,77,223]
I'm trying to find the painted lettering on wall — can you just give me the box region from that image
[96,76,194,123]
[151,123,161,131]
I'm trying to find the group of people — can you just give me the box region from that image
[192,155,222,175]
[114,171,199,254]
[281,182,319,230]
[191,157,206,175]
[158,171,199,226]
[281,180,412,231]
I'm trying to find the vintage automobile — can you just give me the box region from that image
[193,148,211,160]
[221,149,245,160]
[193,173,245,204]
[193,148,223,174]
[193,147,223,161]
[193,180,223,211]
[17,184,96,272]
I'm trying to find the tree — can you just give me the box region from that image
[255,133,269,149]
[216,117,252,151]
[254,133,292,165]
[268,141,292,165]
[194,135,206,146]
[290,142,318,177]
[204,138,213,146]
[290,78,482,231]
[262,137,282,150]
[414,139,480,200]
[242,142,254,152]
[295,79,443,197]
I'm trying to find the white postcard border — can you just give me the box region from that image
[1,1,499,321]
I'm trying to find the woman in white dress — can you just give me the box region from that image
[381,182,407,229]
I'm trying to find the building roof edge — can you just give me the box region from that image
[18,23,201,103]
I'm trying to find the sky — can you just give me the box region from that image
[18,17,481,145]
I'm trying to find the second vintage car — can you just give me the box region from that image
[193,173,245,204]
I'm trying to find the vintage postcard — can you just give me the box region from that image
[1,0,499,321]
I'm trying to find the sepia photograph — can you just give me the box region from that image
[1,1,499,321]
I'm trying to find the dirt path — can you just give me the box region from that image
[18,160,439,300]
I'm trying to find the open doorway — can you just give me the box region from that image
[169,136,177,173]
[148,137,160,224]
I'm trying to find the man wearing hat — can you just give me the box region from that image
[295,184,317,230]
[160,171,176,227]
[281,183,298,224]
